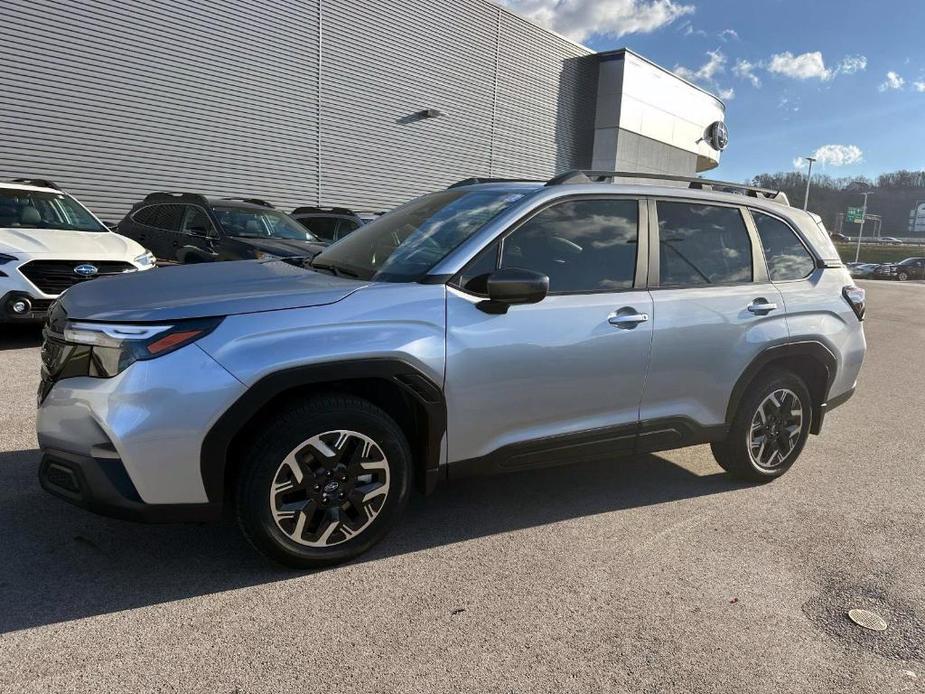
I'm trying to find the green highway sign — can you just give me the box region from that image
[847,207,865,224]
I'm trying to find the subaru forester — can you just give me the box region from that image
[37,171,867,568]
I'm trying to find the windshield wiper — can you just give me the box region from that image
[309,259,359,278]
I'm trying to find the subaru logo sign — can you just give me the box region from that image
[73,263,99,277]
[706,121,729,152]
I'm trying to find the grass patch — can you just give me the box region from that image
[834,243,925,264]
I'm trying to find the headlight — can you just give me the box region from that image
[255,251,281,261]
[133,250,156,268]
[61,317,222,377]
[0,253,17,265]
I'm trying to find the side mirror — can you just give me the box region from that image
[477,267,549,314]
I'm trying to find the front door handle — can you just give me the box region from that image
[747,298,778,314]
[608,308,649,329]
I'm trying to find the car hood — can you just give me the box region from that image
[59,259,368,322]
[230,236,327,259]
[0,228,144,258]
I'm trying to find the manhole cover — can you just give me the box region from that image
[848,608,888,631]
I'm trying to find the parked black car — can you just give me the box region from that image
[117,194,326,264]
[290,206,382,243]
[873,257,925,281]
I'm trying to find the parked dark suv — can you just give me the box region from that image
[117,194,326,264]
[290,206,381,243]
[873,257,925,281]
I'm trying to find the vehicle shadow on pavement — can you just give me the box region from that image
[0,447,745,634]
[0,325,42,351]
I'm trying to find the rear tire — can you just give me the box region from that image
[711,370,812,482]
[236,394,411,569]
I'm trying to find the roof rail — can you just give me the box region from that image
[447,177,544,189]
[221,197,274,208]
[143,191,211,206]
[9,178,61,190]
[291,206,356,216]
[546,170,789,205]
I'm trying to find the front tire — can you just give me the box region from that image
[897,271,909,281]
[236,394,411,569]
[711,370,812,482]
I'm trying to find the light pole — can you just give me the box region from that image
[853,191,872,263]
[802,156,816,210]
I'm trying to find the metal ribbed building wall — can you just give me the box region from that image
[0,0,596,219]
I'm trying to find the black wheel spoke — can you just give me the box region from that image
[270,429,390,548]
[748,388,803,470]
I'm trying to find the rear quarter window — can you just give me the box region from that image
[752,211,816,281]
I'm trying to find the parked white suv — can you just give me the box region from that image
[0,179,155,322]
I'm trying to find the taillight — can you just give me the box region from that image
[61,317,222,376]
[843,286,865,321]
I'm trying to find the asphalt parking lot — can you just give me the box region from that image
[0,280,922,693]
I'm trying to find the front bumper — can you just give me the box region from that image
[37,342,247,515]
[0,291,54,322]
[39,449,221,523]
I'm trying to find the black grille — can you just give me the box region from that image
[20,260,135,295]
[45,462,81,494]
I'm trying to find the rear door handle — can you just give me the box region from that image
[747,298,778,314]
[608,308,649,329]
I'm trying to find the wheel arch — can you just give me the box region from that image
[200,358,446,509]
[726,341,837,435]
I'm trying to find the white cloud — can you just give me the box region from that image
[878,71,905,91]
[836,55,867,75]
[733,59,761,87]
[914,81,925,92]
[718,28,739,42]
[679,21,707,37]
[795,145,864,169]
[500,0,694,42]
[674,50,736,101]
[674,49,726,82]
[768,51,832,80]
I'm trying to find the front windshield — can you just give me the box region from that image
[212,206,319,242]
[310,189,526,281]
[0,189,106,232]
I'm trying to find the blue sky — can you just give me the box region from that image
[502,0,925,182]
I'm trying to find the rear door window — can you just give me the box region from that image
[304,217,339,242]
[752,211,815,281]
[656,202,753,287]
[182,206,213,235]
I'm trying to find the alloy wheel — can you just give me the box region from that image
[747,388,804,469]
[268,430,390,547]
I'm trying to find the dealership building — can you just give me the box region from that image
[1,0,727,220]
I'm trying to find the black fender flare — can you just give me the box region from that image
[725,340,838,434]
[200,358,446,505]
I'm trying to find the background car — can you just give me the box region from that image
[873,257,925,281]
[830,232,850,242]
[0,178,154,322]
[291,206,383,243]
[117,194,326,265]
[878,236,904,245]
[847,262,880,279]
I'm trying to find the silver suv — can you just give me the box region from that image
[37,171,867,568]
